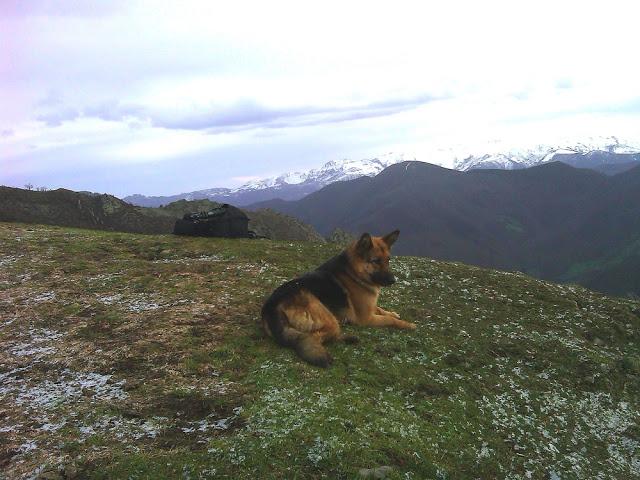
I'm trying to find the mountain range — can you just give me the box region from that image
[124,137,640,207]
[451,136,640,171]
[124,153,415,207]
[248,161,640,297]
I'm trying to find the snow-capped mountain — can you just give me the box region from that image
[123,137,640,208]
[238,152,415,192]
[452,136,640,171]
[123,153,413,207]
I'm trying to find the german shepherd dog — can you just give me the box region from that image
[261,230,416,367]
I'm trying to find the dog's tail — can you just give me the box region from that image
[262,306,332,368]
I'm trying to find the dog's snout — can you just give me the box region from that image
[372,271,396,286]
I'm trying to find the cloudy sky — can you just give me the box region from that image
[1,0,639,197]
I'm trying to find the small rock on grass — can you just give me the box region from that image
[358,465,393,479]
[64,464,79,479]
[37,470,63,480]
[36,464,79,480]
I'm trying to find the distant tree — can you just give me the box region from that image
[37,186,48,191]
[24,183,33,190]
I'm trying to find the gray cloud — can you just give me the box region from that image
[152,93,439,131]
[36,107,81,127]
[36,93,440,132]
[152,100,310,130]
[35,100,143,127]
[83,101,146,122]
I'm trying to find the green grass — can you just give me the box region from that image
[1,222,639,479]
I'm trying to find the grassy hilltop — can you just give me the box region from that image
[1,222,639,479]
[0,186,325,243]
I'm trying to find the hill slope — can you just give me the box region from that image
[152,199,324,242]
[0,186,174,234]
[1,222,639,479]
[0,188,323,242]
[250,162,640,296]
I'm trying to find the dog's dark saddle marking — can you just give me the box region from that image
[261,253,350,344]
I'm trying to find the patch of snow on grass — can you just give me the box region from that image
[180,414,237,434]
[87,272,122,282]
[15,370,127,408]
[97,293,123,305]
[478,389,640,477]
[0,254,23,267]
[97,293,163,312]
[127,295,161,312]
[9,328,65,358]
[19,440,37,453]
[153,254,224,264]
[38,420,67,432]
[10,345,56,357]
[79,415,169,441]
[30,291,56,303]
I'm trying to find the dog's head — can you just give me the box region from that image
[348,230,400,287]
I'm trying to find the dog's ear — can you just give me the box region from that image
[356,233,373,255]
[382,230,400,247]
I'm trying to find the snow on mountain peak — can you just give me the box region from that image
[234,152,414,193]
[451,135,640,171]
[230,136,639,196]
[124,136,640,208]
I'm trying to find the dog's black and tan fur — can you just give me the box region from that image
[261,230,415,367]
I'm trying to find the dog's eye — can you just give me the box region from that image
[370,257,381,265]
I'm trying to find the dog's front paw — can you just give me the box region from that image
[396,320,417,330]
[309,351,333,368]
[389,310,401,319]
[318,353,334,368]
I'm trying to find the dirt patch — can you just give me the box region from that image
[415,381,451,397]
[155,390,224,420]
